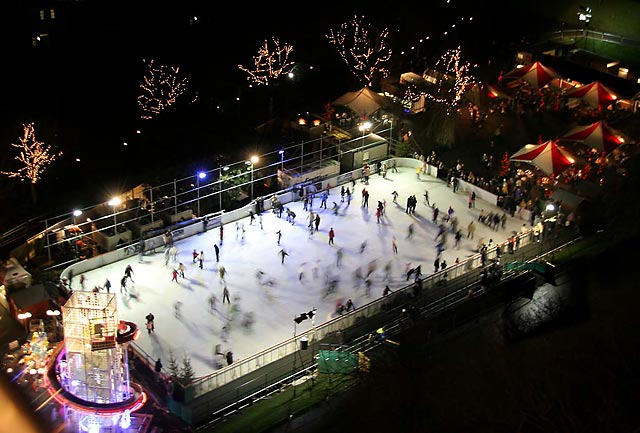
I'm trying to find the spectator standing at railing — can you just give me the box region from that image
[154,358,163,381]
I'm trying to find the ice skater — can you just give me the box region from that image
[172,268,179,282]
[173,301,183,318]
[192,249,199,263]
[298,263,306,281]
[120,275,128,293]
[145,312,155,334]
[218,265,227,283]
[222,286,231,304]
[336,247,343,267]
[199,251,204,269]
[124,264,134,282]
[276,230,282,245]
[208,294,217,313]
[279,249,289,264]
[214,244,220,262]
[329,227,335,245]
[178,262,186,278]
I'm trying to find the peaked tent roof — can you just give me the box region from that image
[510,140,576,176]
[561,121,625,153]
[332,87,393,117]
[486,83,513,100]
[503,61,561,89]
[563,80,618,108]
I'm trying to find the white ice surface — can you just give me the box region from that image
[76,168,526,377]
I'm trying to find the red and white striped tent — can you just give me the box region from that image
[564,80,618,108]
[510,139,576,176]
[561,121,625,153]
[503,61,561,89]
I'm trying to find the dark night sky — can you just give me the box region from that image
[0,1,528,225]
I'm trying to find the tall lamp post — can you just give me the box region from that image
[358,121,372,149]
[218,166,229,211]
[278,150,285,172]
[17,311,32,336]
[196,171,206,217]
[247,155,259,201]
[107,197,121,235]
[46,309,61,341]
[72,209,82,225]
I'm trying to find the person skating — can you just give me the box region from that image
[173,301,183,318]
[222,286,231,304]
[199,251,204,269]
[208,294,217,312]
[178,262,186,278]
[171,268,179,282]
[214,244,220,262]
[279,249,289,264]
[125,264,134,282]
[145,312,155,334]
[218,265,227,283]
[328,228,335,245]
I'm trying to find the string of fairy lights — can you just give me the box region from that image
[138,59,194,120]
[238,37,295,86]
[326,15,392,85]
[0,123,62,184]
[2,4,479,185]
[424,46,475,112]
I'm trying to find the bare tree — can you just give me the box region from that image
[1,123,62,204]
[326,15,392,86]
[424,46,475,115]
[138,59,194,120]
[238,37,295,86]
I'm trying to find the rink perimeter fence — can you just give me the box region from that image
[41,128,548,424]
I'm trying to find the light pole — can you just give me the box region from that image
[107,197,121,235]
[72,209,82,225]
[219,166,229,211]
[46,309,61,341]
[247,155,259,201]
[17,311,32,336]
[196,171,206,217]
[278,150,284,172]
[359,121,372,149]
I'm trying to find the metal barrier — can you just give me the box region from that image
[182,229,538,401]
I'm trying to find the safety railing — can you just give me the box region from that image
[184,228,540,401]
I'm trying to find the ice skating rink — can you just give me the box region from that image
[78,168,527,377]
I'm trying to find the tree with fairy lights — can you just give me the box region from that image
[424,46,475,115]
[326,15,392,86]
[238,37,295,86]
[1,123,62,204]
[138,59,194,120]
